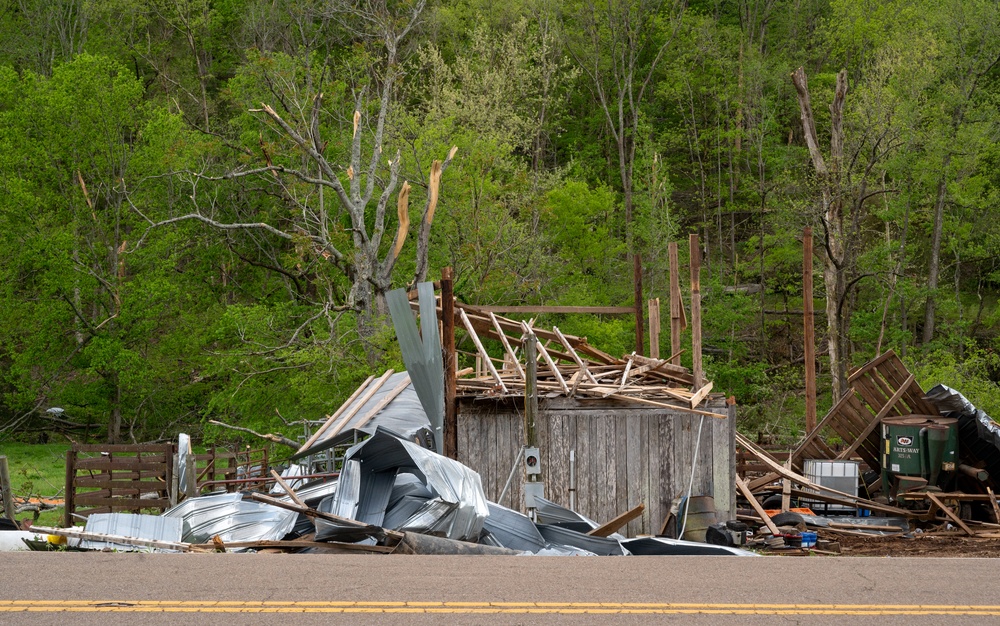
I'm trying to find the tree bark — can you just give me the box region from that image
[923,161,949,344]
[792,67,849,402]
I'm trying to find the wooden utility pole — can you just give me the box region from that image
[634,253,644,356]
[803,228,817,433]
[441,267,458,459]
[668,242,685,365]
[525,337,538,447]
[690,235,703,389]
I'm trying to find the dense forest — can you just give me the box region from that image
[2,0,999,446]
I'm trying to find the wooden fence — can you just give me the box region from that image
[65,444,270,526]
[65,444,174,527]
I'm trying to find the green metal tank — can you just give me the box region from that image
[881,415,958,496]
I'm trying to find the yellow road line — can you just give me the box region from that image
[1,601,999,615]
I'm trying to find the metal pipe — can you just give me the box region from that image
[498,445,525,508]
[958,464,989,482]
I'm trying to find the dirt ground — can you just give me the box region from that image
[830,533,1000,557]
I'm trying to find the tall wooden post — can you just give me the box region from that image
[803,228,817,433]
[690,234,703,390]
[525,337,538,447]
[0,456,15,522]
[441,267,458,459]
[648,298,661,359]
[634,252,644,356]
[668,242,684,365]
[64,449,77,528]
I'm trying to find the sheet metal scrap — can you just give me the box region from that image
[80,513,184,552]
[163,492,298,546]
[316,428,489,543]
[292,371,434,461]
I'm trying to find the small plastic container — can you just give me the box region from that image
[800,531,817,548]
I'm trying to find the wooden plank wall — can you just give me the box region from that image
[457,396,733,536]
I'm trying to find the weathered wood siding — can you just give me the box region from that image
[457,395,735,536]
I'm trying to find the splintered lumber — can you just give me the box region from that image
[735,476,781,535]
[454,304,617,364]
[587,503,645,537]
[626,354,695,385]
[618,353,635,391]
[325,369,395,441]
[583,390,728,418]
[521,322,569,394]
[459,308,508,393]
[926,493,974,537]
[352,374,412,431]
[490,312,526,381]
[270,470,307,508]
[737,433,910,516]
[553,326,598,384]
[29,525,208,553]
[689,382,714,409]
[988,487,1000,524]
[298,374,375,453]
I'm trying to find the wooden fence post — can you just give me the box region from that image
[0,456,15,521]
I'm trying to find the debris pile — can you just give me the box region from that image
[450,304,715,416]
[21,428,752,556]
[733,350,1000,555]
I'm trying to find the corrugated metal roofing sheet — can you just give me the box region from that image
[80,513,184,552]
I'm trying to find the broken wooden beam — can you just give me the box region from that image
[587,503,645,537]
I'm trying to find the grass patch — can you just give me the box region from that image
[1,443,71,526]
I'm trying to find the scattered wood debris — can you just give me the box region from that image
[425,302,718,417]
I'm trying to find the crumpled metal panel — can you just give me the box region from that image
[622,537,757,556]
[270,464,308,494]
[277,477,339,508]
[531,544,599,556]
[387,284,444,453]
[925,384,1000,490]
[484,502,546,553]
[395,500,459,535]
[177,433,192,497]
[322,428,489,542]
[535,524,628,556]
[292,372,434,460]
[532,495,598,528]
[80,513,183,552]
[163,492,297,545]
[382,495,432,530]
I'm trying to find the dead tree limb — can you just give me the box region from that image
[208,420,298,449]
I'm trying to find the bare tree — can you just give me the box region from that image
[134,0,456,341]
[792,65,902,401]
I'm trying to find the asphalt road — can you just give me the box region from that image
[3,553,997,625]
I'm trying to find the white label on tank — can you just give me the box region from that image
[891,463,900,472]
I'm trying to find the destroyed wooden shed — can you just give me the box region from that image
[413,284,735,538]
[458,394,734,537]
